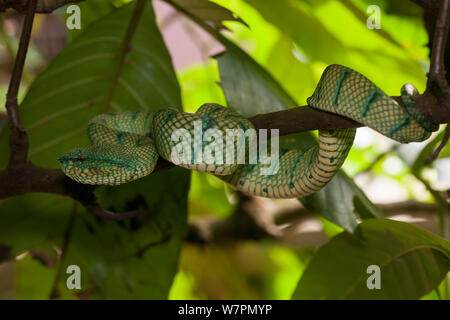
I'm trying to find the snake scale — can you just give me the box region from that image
[59,65,437,199]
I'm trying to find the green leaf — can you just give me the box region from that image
[0,1,190,299]
[6,0,78,13]
[292,219,450,299]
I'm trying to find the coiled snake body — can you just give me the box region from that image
[59,65,437,199]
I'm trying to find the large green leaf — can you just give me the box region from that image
[292,219,450,299]
[210,19,381,232]
[0,1,190,299]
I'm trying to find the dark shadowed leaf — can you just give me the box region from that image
[0,1,189,299]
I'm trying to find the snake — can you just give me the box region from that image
[58,65,438,199]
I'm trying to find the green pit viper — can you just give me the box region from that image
[59,65,438,199]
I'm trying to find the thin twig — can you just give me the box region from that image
[0,0,84,13]
[412,0,442,9]
[49,203,78,299]
[5,0,37,166]
[84,203,148,221]
[422,0,450,163]
[425,124,450,164]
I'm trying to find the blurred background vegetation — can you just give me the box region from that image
[0,0,449,299]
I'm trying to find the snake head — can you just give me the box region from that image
[58,146,135,185]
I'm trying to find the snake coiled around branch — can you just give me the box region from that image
[58,65,437,199]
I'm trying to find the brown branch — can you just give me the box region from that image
[83,204,148,221]
[5,0,36,167]
[427,0,450,90]
[0,0,84,13]
[412,0,442,9]
[0,164,149,221]
[419,0,450,163]
[425,124,450,164]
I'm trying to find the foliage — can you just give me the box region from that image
[0,0,448,300]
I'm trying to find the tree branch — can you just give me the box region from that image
[83,203,148,221]
[0,101,448,221]
[428,0,450,90]
[186,199,450,244]
[5,0,36,167]
[412,0,442,9]
[49,203,78,299]
[0,0,84,13]
[425,124,450,164]
[419,0,450,163]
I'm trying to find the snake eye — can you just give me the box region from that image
[75,155,87,162]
